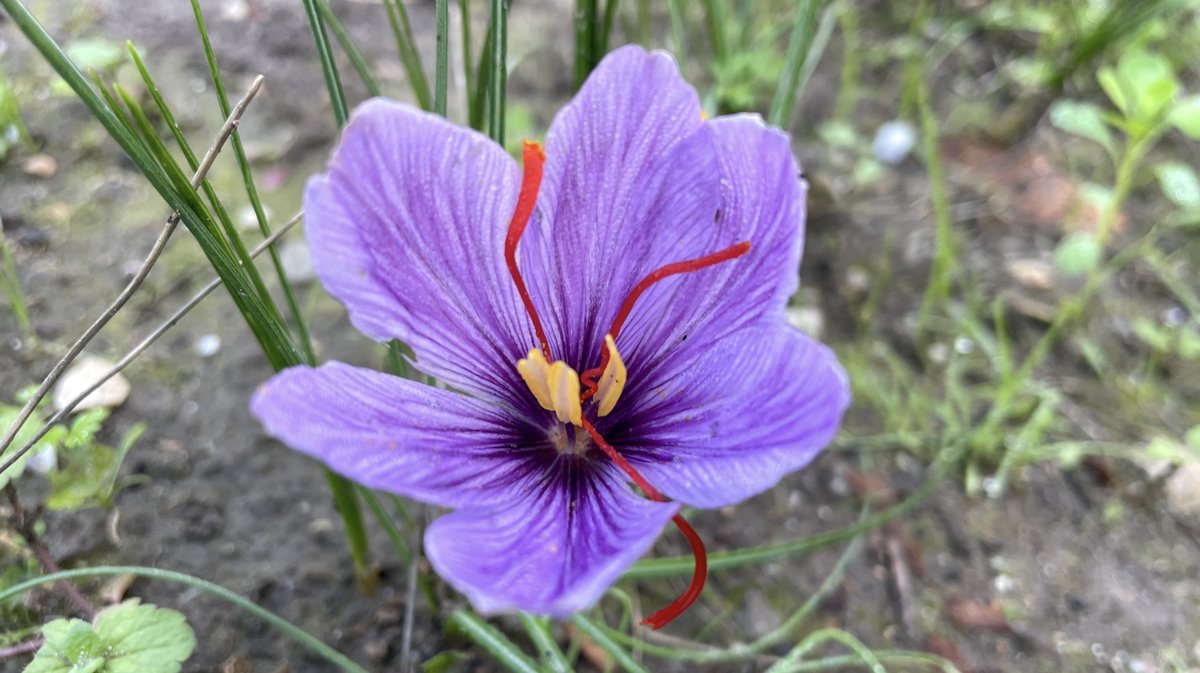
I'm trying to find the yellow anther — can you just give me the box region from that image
[594,335,627,417]
[517,348,582,426]
[517,348,554,410]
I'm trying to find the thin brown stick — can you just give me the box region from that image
[0,212,302,477]
[5,485,96,619]
[0,75,265,463]
[0,638,43,659]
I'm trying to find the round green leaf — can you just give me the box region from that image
[1054,232,1102,276]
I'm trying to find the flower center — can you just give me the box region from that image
[503,139,748,630]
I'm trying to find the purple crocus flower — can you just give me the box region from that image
[252,45,849,624]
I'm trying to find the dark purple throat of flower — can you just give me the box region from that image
[505,140,750,629]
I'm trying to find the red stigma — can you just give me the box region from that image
[581,418,707,630]
[505,149,747,629]
[505,140,552,360]
[580,240,751,401]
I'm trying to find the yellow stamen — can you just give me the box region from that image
[517,348,582,426]
[595,335,627,417]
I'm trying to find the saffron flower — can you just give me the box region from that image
[252,45,849,625]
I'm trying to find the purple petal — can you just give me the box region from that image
[251,362,525,508]
[521,46,722,367]
[425,465,678,616]
[617,114,809,392]
[305,99,538,403]
[619,325,849,509]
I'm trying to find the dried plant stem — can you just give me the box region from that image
[0,639,43,659]
[0,76,265,467]
[5,485,96,619]
[0,213,302,478]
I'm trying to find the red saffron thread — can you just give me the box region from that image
[504,140,552,360]
[503,140,738,630]
[581,417,708,630]
[580,240,751,401]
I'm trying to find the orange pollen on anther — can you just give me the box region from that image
[505,140,552,360]
[580,240,751,402]
[580,417,707,630]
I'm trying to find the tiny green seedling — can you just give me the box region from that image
[1049,49,1200,274]
[22,600,196,673]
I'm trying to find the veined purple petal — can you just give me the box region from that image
[304,100,537,405]
[425,463,678,617]
[617,114,809,398]
[616,324,849,509]
[251,362,529,508]
[521,46,721,368]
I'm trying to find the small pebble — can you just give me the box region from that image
[22,154,58,178]
[194,334,221,358]
[52,356,131,412]
[280,240,315,283]
[872,120,917,165]
[1006,259,1056,290]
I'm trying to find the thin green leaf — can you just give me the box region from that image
[489,0,508,143]
[383,0,434,110]
[300,0,350,126]
[318,0,383,97]
[768,0,822,127]
[436,0,450,116]
[448,610,540,673]
[568,615,651,673]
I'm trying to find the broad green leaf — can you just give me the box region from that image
[1168,95,1200,139]
[64,39,124,72]
[1116,51,1177,122]
[24,601,196,673]
[1049,100,1116,155]
[1054,231,1102,276]
[1154,161,1200,211]
[47,443,118,511]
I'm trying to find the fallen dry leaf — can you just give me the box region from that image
[946,596,1011,633]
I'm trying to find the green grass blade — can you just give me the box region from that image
[436,0,450,116]
[301,0,350,126]
[470,22,494,131]
[915,62,955,333]
[187,2,317,364]
[768,0,822,127]
[601,0,620,55]
[460,0,474,113]
[318,0,383,97]
[667,0,686,59]
[383,0,434,109]
[575,0,598,89]
[568,615,650,673]
[489,0,508,143]
[700,0,729,66]
[0,226,33,339]
[449,610,541,673]
[519,614,572,673]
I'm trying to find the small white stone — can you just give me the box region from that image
[280,240,315,283]
[872,120,917,165]
[52,356,131,412]
[193,334,221,358]
[1165,458,1200,516]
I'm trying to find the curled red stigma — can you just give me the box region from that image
[580,240,751,401]
[505,140,552,360]
[581,418,708,630]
